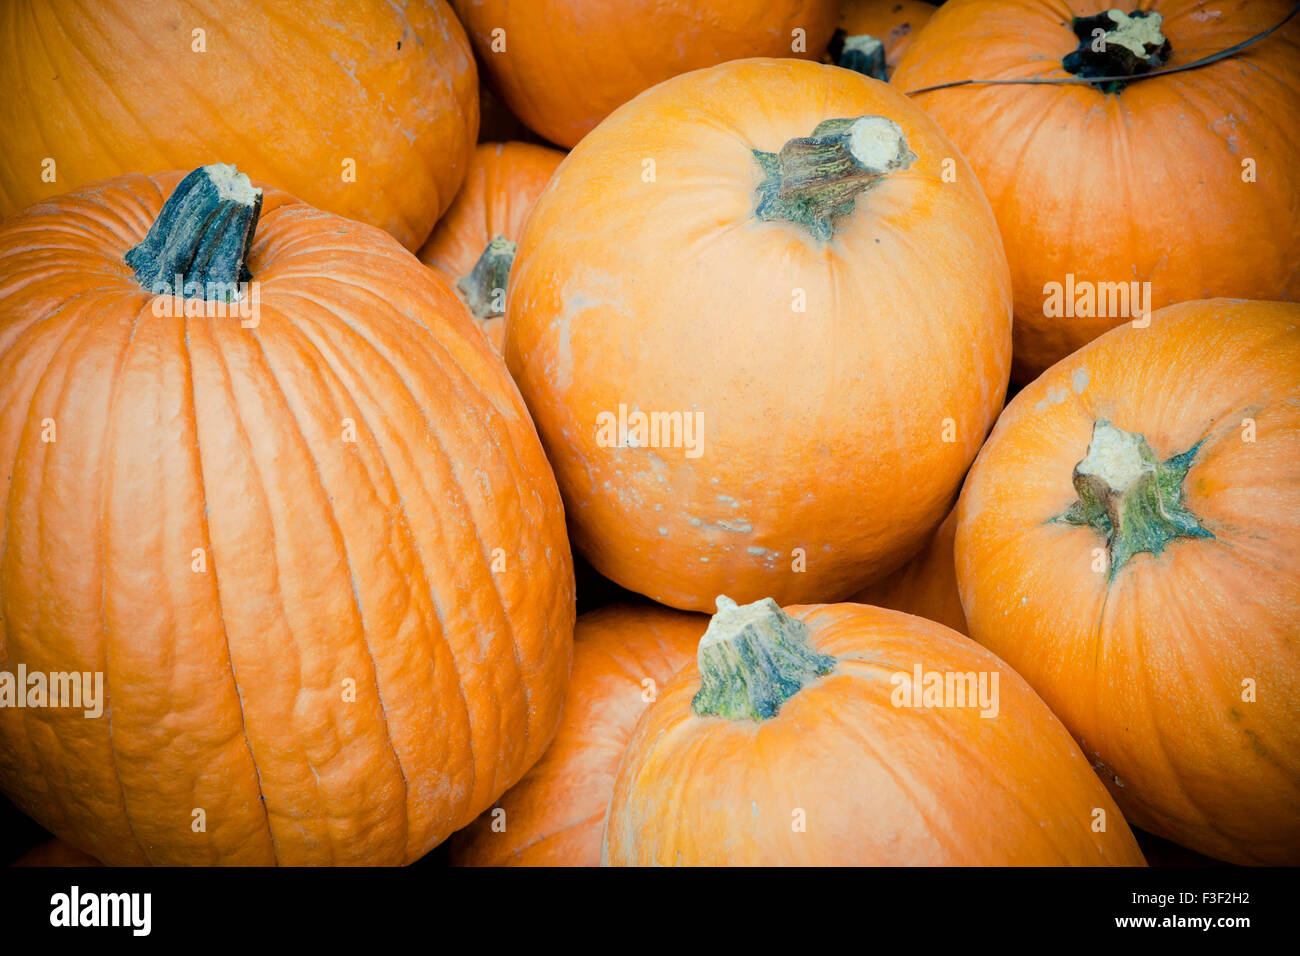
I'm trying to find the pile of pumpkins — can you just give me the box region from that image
[0,0,1295,867]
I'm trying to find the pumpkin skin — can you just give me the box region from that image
[835,0,937,77]
[418,142,566,351]
[450,604,705,866]
[0,168,575,866]
[603,598,1147,865]
[0,0,478,251]
[955,299,1300,865]
[12,839,103,868]
[451,0,840,148]
[505,58,1012,613]
[892,1,1300,381]
[854,506,967,635]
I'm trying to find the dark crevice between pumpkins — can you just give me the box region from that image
[752,115,916,241]
[1054,419,1212,578]
[126,163,263,302]
[1063,9,1172,94]
[692,596,836,722]
[457,235,516,319]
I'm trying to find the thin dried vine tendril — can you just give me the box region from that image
[902,2,1299,95]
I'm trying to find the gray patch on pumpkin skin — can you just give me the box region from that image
[747,546,767,555]
[658,527,669,536]
[716,519,754,533]
[1071,367,1090,394]
[717,495,740,508]
[1034,385,1070,412]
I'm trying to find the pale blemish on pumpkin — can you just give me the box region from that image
[1210,114,1243,156]
[717,519,753,533]
[1033,385,1070,412]
[716,494,740,509]
[747,546,767,555]
[658,527,669,536]
[1070,367,1090,394]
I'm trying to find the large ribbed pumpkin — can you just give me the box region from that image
[955,299,1300,865]
[451,604,705,866]
[603,598,1147,865]
[892,1,1300,380]
[451,0,839,148]
[418,142,566,351]
[0,0,478,251]
[505,59,1012,613]
[0,165,575,866]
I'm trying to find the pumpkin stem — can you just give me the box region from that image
[830,32,888,80]
[456,235,517,319]
[692,596,836,721]
[1062,420,1211,576]
[753,115,916,241]
[1063,9,1171,94]
[125,163,263,302]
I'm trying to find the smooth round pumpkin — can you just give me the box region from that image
[603,597,1147,865]
[0,165,575,866]
[892,1,1300,380]
[418,142,566,351]
[854,506,967,635]
[955,299,1300,865]
[0,0,478,251]
[505,58,1012,613]
[12,839,103,868]
[832,0,937,78]
[450,604,705,866]
[451,0,840,148]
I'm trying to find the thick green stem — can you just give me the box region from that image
[456,235,516,319]
[1061,420,1211,575]
[1063,9,1171,94]
[125,163,262,302]
[833,33,888,80]
[753,115,915,241]
[692,596,836,721]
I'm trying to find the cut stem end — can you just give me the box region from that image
[456,234,517,320]
[126,163,263,302]
[691,596,836,722]
[1063,419,1211,574]
[753,115,915,241]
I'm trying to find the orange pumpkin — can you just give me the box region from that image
[12,839,103,868]
[955,299,1300,865]
[0,0,478,251]
[603,597,1147,865]
[893,1,1300,380]
[505,58,1012,613]
[451,0,840,148]
[854,506,967,635]
[0,164,574,865]
[451,604,705,866]
[832,0,937,78]
[419,142,566,350]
